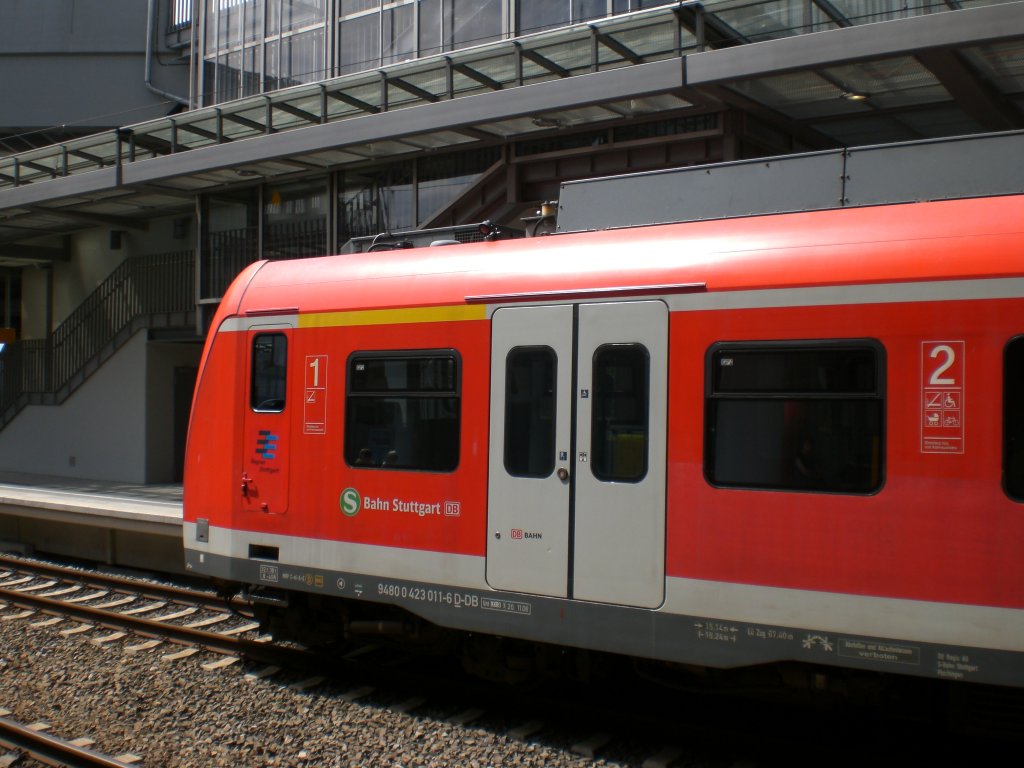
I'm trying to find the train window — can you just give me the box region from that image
[345,351,460,472]
[1004,337,1024,501]
[592,344,650,483]
[705,342,884,494]
[250,333,287,412]
[504,346,556,478]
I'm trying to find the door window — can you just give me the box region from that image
[591,343,650,482]
[504,346,557,478]
[251,333,288,412]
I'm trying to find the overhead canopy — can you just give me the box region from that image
[0,0,1021,252]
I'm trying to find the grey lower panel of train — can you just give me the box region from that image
[185,549,1023,687]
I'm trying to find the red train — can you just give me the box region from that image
[184,192,1024,688]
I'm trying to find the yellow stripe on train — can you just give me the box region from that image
[298,304,486,329]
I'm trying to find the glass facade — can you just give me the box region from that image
[199,146,502,296]
[202,0,330,106]
[263,179,329,259]
[338,146,501,242]
[199,0,678,105]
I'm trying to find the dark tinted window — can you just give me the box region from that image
[592,344,649,482]
[251,333,287,412]
[1005,337,1024,500]
[713,348,877,394]
[504,347,557,478]
[345,352,460,472]
[706,342,884,494]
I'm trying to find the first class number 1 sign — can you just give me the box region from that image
[921,341,964,454]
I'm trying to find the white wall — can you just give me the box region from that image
[20,267,49,340]
[0,332,148,482]
[146,341,202,483]
[52,231,126,328]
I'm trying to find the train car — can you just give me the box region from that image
[183,192,1024,689]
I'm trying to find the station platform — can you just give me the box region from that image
[0,472,186,575]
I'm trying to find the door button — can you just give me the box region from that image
[557,467,569,482]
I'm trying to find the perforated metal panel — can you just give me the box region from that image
[556,131,1024,233]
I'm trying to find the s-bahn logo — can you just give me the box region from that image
[255,430,279,460]
[340,487,361,517]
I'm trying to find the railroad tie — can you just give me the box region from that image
[340,686,374,703]
[60,623,93,636]
[390,696,426,714]
[201,656,240,671]
[183,613,232,629]
[161,647,201,661]
[219,621,260,636]
[508,720,544,740]
[571,733,611,758]
[446,708,484,727]
[289,676,327,692]
[64,590,109,604]
[2,610,36,622]
[244,665,281,681]
[91,631,128,645]
[642,746,684,768]
[125,639,165,653]
[89,595,137,610]
[12,580,57,593]
[38,585,81,598]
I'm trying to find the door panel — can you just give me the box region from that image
[486,300,668,608]
[573,301,667,607]
[239,329,291,516]
[486,305,573,597]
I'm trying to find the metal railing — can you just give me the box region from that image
[0,250,195,428]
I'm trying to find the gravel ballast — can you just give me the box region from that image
[0,615,624,767]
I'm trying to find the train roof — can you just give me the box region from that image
[223,194,1024,320]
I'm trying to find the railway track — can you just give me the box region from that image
[0,709,140,768]
[0,554,312,671]
[1,553,1018,767]
[0,554,762,764]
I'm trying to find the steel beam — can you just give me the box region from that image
[686,2,1024,84]
[119,59,685,185]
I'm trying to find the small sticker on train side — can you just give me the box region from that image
[304,354,328,435]
[921,340,965,454]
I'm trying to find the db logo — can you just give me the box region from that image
[511,529,524,540]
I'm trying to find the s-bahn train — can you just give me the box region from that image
[183,192,1024,689]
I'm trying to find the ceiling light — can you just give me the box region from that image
[842,91,869,102]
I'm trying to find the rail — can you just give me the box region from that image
[0,713,138,768]
[0,250,196,429]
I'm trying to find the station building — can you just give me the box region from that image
[0,0,1021,484]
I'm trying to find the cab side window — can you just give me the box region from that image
[251,333,287,412]
[705,341,884,494]
[345,351,460,472]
